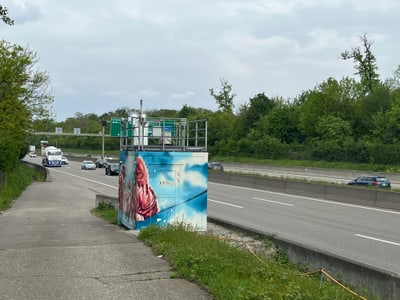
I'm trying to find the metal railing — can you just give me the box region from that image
[119,117,207,152]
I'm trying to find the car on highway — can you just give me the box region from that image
[347,175,391,188]
[81,160,96,170]
[95,158,109,168]
[105,163,120,176]
[61,156,69,165]
[208,162,224,171]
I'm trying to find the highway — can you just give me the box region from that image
[27,156,400,275]
[221,162,400,189]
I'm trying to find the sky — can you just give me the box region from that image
[0,0,399,122]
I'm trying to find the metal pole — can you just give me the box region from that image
[101,126,105,158]
[140,99,143,150]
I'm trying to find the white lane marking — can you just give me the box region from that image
[209,182,400,215]
[49,168,118,190]
[253,197,293,206]
[355,234,400,247]
[208,199,243,208]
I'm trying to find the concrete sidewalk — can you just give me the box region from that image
[0,173,211,299]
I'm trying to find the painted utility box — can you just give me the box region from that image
[117,115,208,231]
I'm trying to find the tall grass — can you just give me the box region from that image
[139,225,371,300]
[0,164,43,212]
[91,204,374,299]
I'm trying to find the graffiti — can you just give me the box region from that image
[118,151,208,231]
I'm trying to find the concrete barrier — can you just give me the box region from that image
[208,172,400,299]
[209,172,400,211]
[209,216,400,300]
[21,160,50,182]
[95,194,118,209]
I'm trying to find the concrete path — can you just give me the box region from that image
[0,171,211,300]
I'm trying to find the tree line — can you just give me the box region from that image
[35,34,400,166]
[1,11,400,175]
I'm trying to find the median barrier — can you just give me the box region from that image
[208,172,400,211]
[376,191,400,210]
[324,185,377,206]
[285,180,326,198]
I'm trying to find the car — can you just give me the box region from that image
[28,152,37,158]
[105,163,120,176]
[95,158,109,168]
[208,162,224,171]
[81,160,96,170]
[347,175,391,188]
[61,156,69,165]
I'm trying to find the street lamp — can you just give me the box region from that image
[101,120,107,158]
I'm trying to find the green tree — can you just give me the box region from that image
[372,93,400,144]
[0,41,53,171]
[178,104,197,118]
[207,111,238,156]
[341,33,380,95]
[353,83,393,138]
[209,78,236,114]
[316,116,352,145]
[237,93,276,137]
[256,100,302,144]
[0,5,14,26]
[0,41,54,123]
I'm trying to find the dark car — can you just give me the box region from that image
[347,175,391,188]
[208,162,224,171]
[105,163,120,176]
[95,159,109,168]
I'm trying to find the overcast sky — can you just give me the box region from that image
[0,0,399,121]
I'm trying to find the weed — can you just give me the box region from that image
[0,164,38,212]
[91,202,118,225]
[138,225,369,300]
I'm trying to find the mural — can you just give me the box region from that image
[118,151,208,231]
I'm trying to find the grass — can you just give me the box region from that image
[91,202,118,225]
[213,156,400,173]
[91,203,371,299]
[0,164,44,212]
[138,225,371,300]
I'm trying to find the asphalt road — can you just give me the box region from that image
[222,162,400,189]
[20,157,400,275]
[207,181,400,275]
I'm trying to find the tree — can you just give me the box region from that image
[0,5,14,26]
[0,41,54,122]
[0,40,53,171]
[256,100,302,144]
[237,93,276,136]
[341,33,380,95]
[209,78,236,113]
[316,116,352,144]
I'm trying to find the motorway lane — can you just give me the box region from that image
[32,157,400,274]
[222,163,400,189]
[208,181,400,275]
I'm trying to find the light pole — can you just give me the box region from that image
[101,120,106,158]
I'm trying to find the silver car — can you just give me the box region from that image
[81,160,96,170]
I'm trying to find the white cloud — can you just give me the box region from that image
[0,0,398,121]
